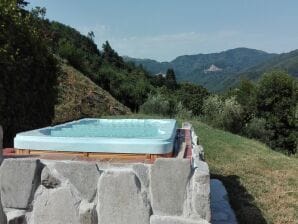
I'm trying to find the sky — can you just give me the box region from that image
[27,0,298,61]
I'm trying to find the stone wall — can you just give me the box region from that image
[0,124,211,224]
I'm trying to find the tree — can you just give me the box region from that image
[0,0,58,146]
[102,41,125,68]
[165,68,177,90]
[87,31,95,42]
[256,71,297,154]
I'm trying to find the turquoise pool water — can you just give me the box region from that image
[14,119,177,154]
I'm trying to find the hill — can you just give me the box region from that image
[222,49,298,89]
[53,62,130,124]
[126,48,276,91]
[193,120,298,224]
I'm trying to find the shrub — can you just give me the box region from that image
[243,117,271,142]
[202,95,244,133]
[140,93,172,116]
[256,71,297,154]
[221,97,244,133]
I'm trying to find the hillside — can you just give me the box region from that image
[53,63,130,124]
[193,120,298,224]
[126,48,276,91]
[222,49,298,89]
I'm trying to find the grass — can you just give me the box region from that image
[107,114,298,224]
[191,120,298,224]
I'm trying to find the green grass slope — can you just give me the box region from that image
[53,63,131,124]
[191,120,297,224]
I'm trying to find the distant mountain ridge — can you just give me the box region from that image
[125,48,298,91]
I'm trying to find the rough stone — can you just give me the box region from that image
[150,158,191,216]
[0,159,42,209]
[192,145,205,163]
[97,169,151,224]
[0,195,7,224]
[31,185,81,224]
[192,161,211,221]
[150,215,210,224]
[132,163,150,189]
[5,208,26,224]
[41,167,61,189]
[79,201,97,224]
[53,161,101,201]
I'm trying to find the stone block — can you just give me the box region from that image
[192,161,211,221]
[31,185,81,224]
[79,201,97,224]
[192,145,205,166]
[0,159,42,209]
[150,215,210,224]
[53,161,101,201]
[41,167,61,189]
[97,169,151,224]
[5,208,25,224]
[150,158,191,216]
[0,195,7,224]
[132,163,150,189]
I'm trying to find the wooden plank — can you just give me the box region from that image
[15,149,174,161]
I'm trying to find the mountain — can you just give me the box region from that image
[126,48,278,91]
[222,49,298,89]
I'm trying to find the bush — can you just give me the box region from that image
[140,93,172,116]
[221,97,244,133]
[243,117,271,142]
[202,95,244,133]
[256,71,297,154]
[202,95,224,127]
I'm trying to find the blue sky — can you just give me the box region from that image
[27,0,298,61]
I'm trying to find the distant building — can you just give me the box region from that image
[155,72,166,77]
[204,64,223,73]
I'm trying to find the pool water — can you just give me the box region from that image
[14,119,177,154]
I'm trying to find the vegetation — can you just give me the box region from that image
[0,0,58,146]
[193,120,298,224]
[127,48,277,92]
[202,72,297,154]
[53,62,130,124]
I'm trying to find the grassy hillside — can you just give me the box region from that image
[191,120,298,224]
[53,63,130,124]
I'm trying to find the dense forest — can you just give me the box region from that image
[0,0,297,154]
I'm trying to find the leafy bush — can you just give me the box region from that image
[140,93,172,116]
[202,95,244,133]
[243,117,271,142]
[202,95,224,127]
[256,71,297,154]
[221,97,244,133]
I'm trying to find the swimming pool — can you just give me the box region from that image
[14,119,177,154]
